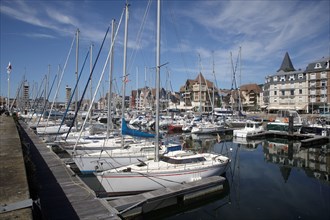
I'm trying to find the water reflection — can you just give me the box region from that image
[233,137,263,151]
[263,138,329,184]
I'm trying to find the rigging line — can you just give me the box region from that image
[127,0,152,73]
[71,8,125,149]
[65,25,110,140]
[28,75,46,122]
[168,1,189,76]
[10,78,24,111]
[55,49,90,140]
[37,74,58,128]
[43,32,76,131]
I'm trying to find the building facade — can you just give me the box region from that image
[305,57,330,113]
[264,52,309,113]
[264,53,329,113]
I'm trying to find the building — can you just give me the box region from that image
[130,87,179,111]
[264,52,309,113]
[65,85,72,109]
[239,83,262,111]
[22,81,30,110]
[305,57,330,113]
[179,73,219,112]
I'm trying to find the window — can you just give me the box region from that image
[281,90,285,96]
[321,80,327,87]
[290,90,294,96]
[321,71,327,78]
[298,73,304,79]
[314,63,322,69]
[289,75,295,81]
[280,76,285,82]
[274,91,277,95]
[273,76,278,82]
[299,89,302,94]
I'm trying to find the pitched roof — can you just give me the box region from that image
[239,83,262,93]
[277,52,296,72]
[305,56,330,72]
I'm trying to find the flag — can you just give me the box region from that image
[7,62,12,74]
[124,75,129,83]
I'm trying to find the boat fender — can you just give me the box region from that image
[123,167,131,172]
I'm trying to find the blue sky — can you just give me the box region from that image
[1,0,329,102]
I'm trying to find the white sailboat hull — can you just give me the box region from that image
[96,153,230,196]
[36,125,72,135]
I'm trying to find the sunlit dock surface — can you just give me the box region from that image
[0,115,32,219]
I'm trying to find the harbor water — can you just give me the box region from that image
[79,134,330,219]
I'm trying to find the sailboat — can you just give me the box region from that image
[69,13,161,174]
[95,0,230,196]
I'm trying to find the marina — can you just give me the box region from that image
[1,1,329,219]
[1,112,329,219]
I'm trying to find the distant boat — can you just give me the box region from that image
[233,119,264,138]
[266,110,302,133]
[191,121,224,134]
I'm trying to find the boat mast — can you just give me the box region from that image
[198,54,202,114]
[108,19,116,135]
[75,29,80,130]
[155,0,161,162]
[121,3,129,146]
[89,44,93,125]
[212,51,215,122]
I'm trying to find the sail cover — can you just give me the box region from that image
[121,118,155,138]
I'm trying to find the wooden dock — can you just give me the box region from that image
[108,176,226,219]
[17,120,120,220]
[247,131,329,147]
[0,115,33,219]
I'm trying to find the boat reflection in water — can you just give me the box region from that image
[264,138,329,183]
[232,136,263,151]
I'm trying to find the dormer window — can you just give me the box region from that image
[289,75,295,81]
[298,73,303,79]
[280,76,285,82]
[273,76,278,82]
[314,63,322,69]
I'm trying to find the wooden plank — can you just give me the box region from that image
[108,176,225,211]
